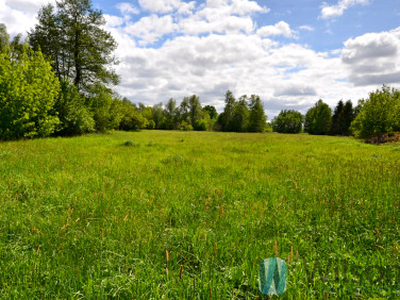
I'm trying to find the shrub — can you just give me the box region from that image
[272,110,303,133]
[350,85,400,141]
[0,45,60,140]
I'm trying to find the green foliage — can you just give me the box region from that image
[304,99,332,135]
[119,99,146,131]
[188,95,203,127]
[248,94,267,132]
[55,80,95,136]
[220,90,236,131]
[138,103,154,129]
[86,84,122,132]
[152,103,165,129]
[330,100,354,136]
[145,119,155,129]
[203,105,218,120]
[163,98,177,129]
[193,112,210,131]
[29,0,119,93]
[231,95,250,132]
[217,92,266,132]
[0,24,10,53]
[177,97,190,126]
[272,109,304,133]
[0,45,60,140]
[350,85,400,140]
[179,120,193,131]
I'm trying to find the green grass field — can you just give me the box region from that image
[1,131,400,298]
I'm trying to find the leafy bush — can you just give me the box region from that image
[179,121,193,131]
[54,80,95,136]
[194,119,208,131]
[86,84,122,132]
[0,45,60,140]
[119,99,146,131]
[272,109,303,133]
[350,85,400,141]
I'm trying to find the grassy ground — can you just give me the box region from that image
[1,130,400,298]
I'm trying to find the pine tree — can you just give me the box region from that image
[248,95,267,132]
[331,100,344,135]
[29,0,119,93]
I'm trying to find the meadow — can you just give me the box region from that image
[1,130,400,299]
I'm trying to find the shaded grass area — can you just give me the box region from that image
[1,131,400,298]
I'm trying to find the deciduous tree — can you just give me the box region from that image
[304,100,332,135]
[0,45,60,140]
[350,85,400,140]
[272,109,303,133]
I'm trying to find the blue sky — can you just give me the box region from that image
[1,0,400,116]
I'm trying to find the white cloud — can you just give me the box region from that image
[257,21,297,38]
[4,0,396,118]
[104,15,125,27]
[117,3,140,15]
[105,1,381,116]
[0,0,57,36]
[5,0,53,13]
[299,25,314,32]
[320,0,369,19]
[111,28,357,116]
[125,15,176,45]
[177,1,196,15]
[230,0,269,15]
[342,27,400,86]
[138,0,182,14]
[179,14,255,35]
[274,85,317,97]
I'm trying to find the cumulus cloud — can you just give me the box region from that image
[342,27,400,86]
[257,21,297,38]
[177,1,196,15]
[3,0,395,117]
[230,0,269,15]
[106,0,379,115]
[0,0,57,36]
[5,0,53,13]
[138,0,183,14]
[111,28,354,115]
[320,0,369,19]
[117,3,140,15]
[125,15,176,45]
[274,85,317,97]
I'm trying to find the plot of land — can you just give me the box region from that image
[1,131,399,298]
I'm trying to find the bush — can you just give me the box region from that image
[119,99,146,131]
[194,119,208,131]
[54,80,95,136]
[350,85,400,141]
[179,121,193,131]
[86,84,122,132]
[0,45,60,140]
[272,110,303,133]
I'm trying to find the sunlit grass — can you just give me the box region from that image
[0,131,399,298]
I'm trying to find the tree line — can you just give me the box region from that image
[1,0,399,142]
[272,85,400,143]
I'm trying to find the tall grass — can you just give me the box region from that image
[0,131,399,298]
